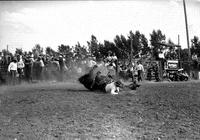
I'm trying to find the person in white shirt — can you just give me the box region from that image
[137,61,144,82]
[112,53,118,62]
[40,58,45,67]
[8,57,18,85]
[37,57,45,81]
[106,52,112,63]
[87,58,97,68]
[17,55,25,83]
[17,55,25,69]
[40,57,45,81]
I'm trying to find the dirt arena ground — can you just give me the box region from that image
[0,80,200,140]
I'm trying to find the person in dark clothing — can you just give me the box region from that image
[153,64,160,82]
[34,57,44,81]
[24,56,33,83]
[58,55,64,81]
[147,66,153,81]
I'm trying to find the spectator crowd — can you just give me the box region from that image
[0,51,146,86]
[0,52,69,85]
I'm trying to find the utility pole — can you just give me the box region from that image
[7,45,8,52]
[178,35,180,60]
[130,33,136,82]
[130,34,133,64]
[178,35,181,68]
[178,35,180,46]
[183,0,191,61]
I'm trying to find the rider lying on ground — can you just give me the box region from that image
[79,67,141,94]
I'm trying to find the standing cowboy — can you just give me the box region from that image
[17,55,25,84]
[8,57,18,85]
[58,55,64,81]
[24,55,33,83]
[137,61,144,82]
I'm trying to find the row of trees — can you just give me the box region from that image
[2,29,200,62]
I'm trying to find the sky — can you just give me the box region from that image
[0,0,200,53]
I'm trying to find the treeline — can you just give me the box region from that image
[2,29,200,62]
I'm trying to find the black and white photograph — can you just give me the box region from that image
[0,0,200,139]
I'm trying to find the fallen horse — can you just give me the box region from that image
[78,66,140,94]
